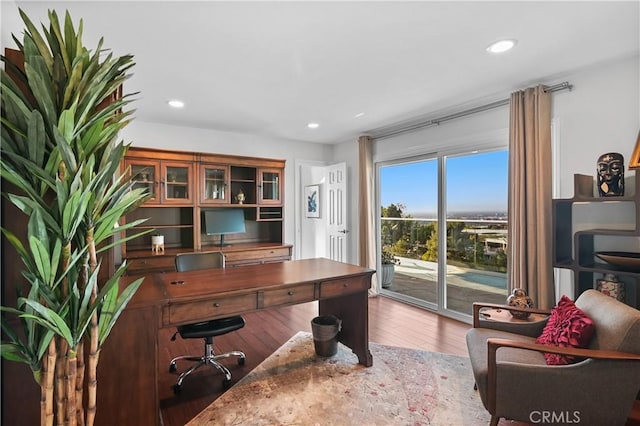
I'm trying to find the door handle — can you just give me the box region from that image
[338,229,349,234]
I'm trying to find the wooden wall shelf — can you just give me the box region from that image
[553,172,639,308]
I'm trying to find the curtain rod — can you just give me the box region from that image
[371,81,572,140]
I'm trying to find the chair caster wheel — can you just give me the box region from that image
[169,362,177,373]
[173,383,182,394]
[238,356,246,366]
[222,378,231,389]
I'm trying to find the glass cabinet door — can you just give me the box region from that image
[162,162,193,204]
[259,169,281,204]
[200,164,229,204]
[130,161,159,205]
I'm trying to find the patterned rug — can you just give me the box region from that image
[187,331,490,425]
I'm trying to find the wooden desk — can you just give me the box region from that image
[96,258,375,426]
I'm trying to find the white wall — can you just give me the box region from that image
[0,1,20,50]
[553,55,639,197]
[121,121,334,248]
[333,55,640,297]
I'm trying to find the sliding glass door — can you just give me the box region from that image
[377,149,508,317]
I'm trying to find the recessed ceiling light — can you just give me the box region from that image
[354,112,365,118]
[307,123,319,129]
[486,39,517,54]
[167,99,185,108]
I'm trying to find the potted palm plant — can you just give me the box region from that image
[380,245,400,288]
[1,9,149,426]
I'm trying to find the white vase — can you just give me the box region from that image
[151,235,164,254]
[380,264,395,288]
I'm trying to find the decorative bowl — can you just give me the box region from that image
[594,251,640,272]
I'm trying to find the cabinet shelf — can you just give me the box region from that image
[576,228,637,235]
[578,262,640,276]
[134,224,194,230]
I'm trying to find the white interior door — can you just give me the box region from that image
[327,162,348,262]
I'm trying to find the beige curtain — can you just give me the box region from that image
[507,86,555,309]
[358,135,378,295]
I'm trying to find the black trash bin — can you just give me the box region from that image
[311,315,342,357]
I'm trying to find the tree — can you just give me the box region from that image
[1,9,148,426]
[380,203,405,248]
[422,227,438,262]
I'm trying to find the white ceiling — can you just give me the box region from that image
[3,1,639,144]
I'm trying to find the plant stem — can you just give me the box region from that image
[42,339,56,426]
[65,347,78,426]
[75,343,85,426]
[86,228,98,426]
[55,337,66,426]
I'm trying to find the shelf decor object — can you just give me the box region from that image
[596,273,625,301]
[594,251,640,273]
[506,288,534,319]
[235,189,246,204]
[151,234,165,254]
[596,152,624,197]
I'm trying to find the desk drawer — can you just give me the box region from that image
[319,276,370,299]
[168,293,257,325]
[262,284,315,308]
[225,247,291,264]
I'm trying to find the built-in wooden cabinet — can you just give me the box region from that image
[121,148,290,275]
[125,151,196,205]
[553,171,639,308]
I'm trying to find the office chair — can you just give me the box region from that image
[169,251,246,393]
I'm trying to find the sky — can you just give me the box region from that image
[380,150,508,216]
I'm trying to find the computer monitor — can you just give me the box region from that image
[204,208,246,247]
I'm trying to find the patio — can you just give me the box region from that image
[382,257,508,315]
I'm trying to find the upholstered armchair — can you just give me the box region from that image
[466,289,640,426]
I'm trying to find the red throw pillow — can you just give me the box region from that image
[535,295,595,365]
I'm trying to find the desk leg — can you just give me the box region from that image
[319,290,372,367]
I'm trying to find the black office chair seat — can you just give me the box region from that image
[177,316,245,339]
[169,316,246,393]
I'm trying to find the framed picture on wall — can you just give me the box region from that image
[630,130,640,169]
[305,184,320,218]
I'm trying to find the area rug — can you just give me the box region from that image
[187,331,489,425]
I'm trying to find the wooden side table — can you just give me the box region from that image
[480,307,548,323]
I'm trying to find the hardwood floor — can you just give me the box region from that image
[159,295,471,426]
[159,296,639,426]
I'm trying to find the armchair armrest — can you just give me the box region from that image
[488,337,640,361]
[485,337,640,414]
